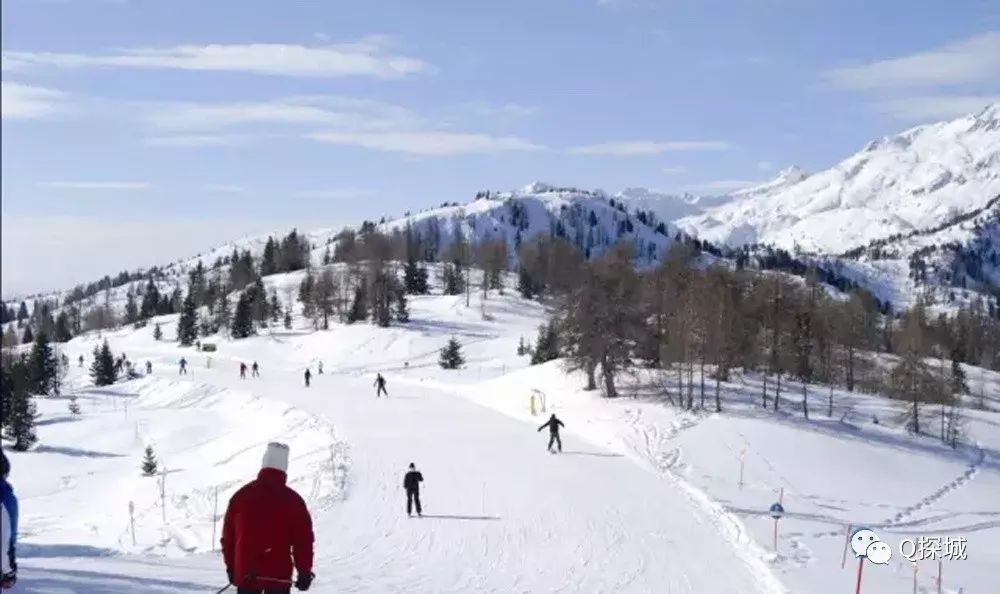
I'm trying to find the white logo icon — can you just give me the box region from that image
[851,528,880,558]
[866,541,892,564]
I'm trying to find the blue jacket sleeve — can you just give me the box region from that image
[0,482,17,551]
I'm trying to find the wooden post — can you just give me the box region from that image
[128,501,136,546]
[211,487,219,552]
[773,517,779,552]
[937,559,942,594]
[160,465,167,524]
[841,524,852,569]
[854,557,865,594]
[912,561,918,594]
[738,447,746,490]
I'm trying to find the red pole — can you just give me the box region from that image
[854,557,864,594]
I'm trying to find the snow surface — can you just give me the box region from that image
[678,104,1000,254]
[7,271,1000,593]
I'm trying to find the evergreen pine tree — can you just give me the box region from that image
[231,290,256,339]
[27,331,60,395]
[140,278,161,319]
[141,445,159,476]
[951,357,969,395]
[299,270,316,320]
[21,324,33,345]
[517,336,528,356]
[530,322,561,365]
[347,284,368,323]
[176,291,199,346]
[2,326,18,348]
[269,290,282,323]
[125,290,139,325]
[439,337,465,369]
[68,395,81,416]
[54,311,73,342]
[517,267,536,299]
[404,258,430,294]
[153,323,163,341]
[215,290,232,335]
[90,340,118,386]
[2,362,37,451]
[284,310,293,329]
[260,237,278,276]
[442,263,464,295]
[16,301,28,326]
[395,289,410,323]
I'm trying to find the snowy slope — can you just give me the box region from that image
[9,277,1000,593]
[678,104,1000,254]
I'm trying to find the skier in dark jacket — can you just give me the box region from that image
[240,362,248,379]
[222,443,314,593]
[304,369,312,388]
[537,414,565,453]
[403,463,423,517]
[145,360,152,375]
[374,373,388,398]
[179,357,188,375]
[78,354,84,367]
[252,361,260,378]
[1,451,18,590]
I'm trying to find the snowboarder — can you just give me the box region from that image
[179,357,187,375]
[78,354,84,367]
[252,361,260,378]
[240,362,248,379]
[221,442,314,593]
[317,361,323,375]
[1,451,19,590]
[403,463,423,517]
[537,414,565,453]
[374,373,388,398]
[304,368,312,388]
[145,360,152,375]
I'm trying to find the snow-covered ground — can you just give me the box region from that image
[7,280,1000,593]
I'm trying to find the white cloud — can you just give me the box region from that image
[145,96,417,132]
[568,140,730,156]
[662,166,689,174]
[144,134,249,147]
[825,32,1000,90]
[296,188,377,199]
[873,95,1000,121]
[3,36,433,79]
[1,81,67,120]
[308,130,544,156]
[38,181,151,190]
[757,161,774,171]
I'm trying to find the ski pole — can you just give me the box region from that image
[214,584,231,594]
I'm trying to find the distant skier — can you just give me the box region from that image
[179,357,187,375]
[252,361,260,378]
[221,442,315,593]
[317,361,323,375]
[374,373,388,398]
[1,451,19,590]
[145,360,152,375]
[239,362,247,379]
[537,414,565,453]
[78,354,84,367]
[304,368,312,388]
[403,463,423,517]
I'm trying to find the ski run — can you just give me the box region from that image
[5,272,999,594]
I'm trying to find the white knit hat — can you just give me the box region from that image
[262,442,290,472]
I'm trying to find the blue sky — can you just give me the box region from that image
[2,0,999,295]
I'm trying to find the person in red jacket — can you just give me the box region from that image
[222,442,315,593]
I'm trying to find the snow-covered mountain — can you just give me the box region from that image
[677,104,1000,254]
[612,187,731,224]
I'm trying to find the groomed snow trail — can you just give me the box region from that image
[144,358,783,593]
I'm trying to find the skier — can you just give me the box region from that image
[145,360,152,375]
[78,354,84,367]
[374,373,388,398]
[222,443,314,593]
[1,451,19,590]
[537,414,565,453]
[179,357,188,375]
[304,368,312,388]
[240,362,248,380]
[403,463,423,518]
[252,361,260,378]
[317,361,323,375]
